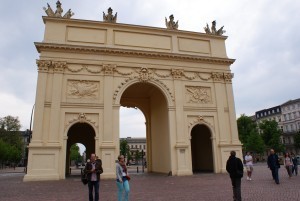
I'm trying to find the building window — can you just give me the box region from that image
[143,145,146,149]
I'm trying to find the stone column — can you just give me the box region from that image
[224,73,240,144]
[30,60,50,144]
[212,72,230,144]
[48,61,66,144]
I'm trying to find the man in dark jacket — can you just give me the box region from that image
[267,149,280,184]
[84,153,103,201]
[226,150,243,201]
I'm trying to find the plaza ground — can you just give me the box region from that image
[0,163,299,201]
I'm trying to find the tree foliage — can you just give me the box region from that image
[293,131,300,150]
[259,120,284,152]
[237,114,257,144]
[0,116,23,167]
[244,130,265,154]
[134,150,143,163]
[70,144,81,162]
[0,115,21,131]
[120,139,130,159]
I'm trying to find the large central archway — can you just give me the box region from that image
[66,123,95,175]
[120,82,171,174]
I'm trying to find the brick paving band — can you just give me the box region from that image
[0,163,299,201]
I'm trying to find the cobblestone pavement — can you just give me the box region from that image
[1,163,300,201]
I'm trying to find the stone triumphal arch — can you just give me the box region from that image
[24,3,242,181]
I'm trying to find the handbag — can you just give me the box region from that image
[125,175,131,181]
[81,173,88,185]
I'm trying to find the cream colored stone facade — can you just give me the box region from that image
[24,16,242,181]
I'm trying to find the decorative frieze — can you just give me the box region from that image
[52,61,67,73]
[36,60,67,73]
[103,64,116,75]
[224,73,234,83]
[211,72,223,82]
[186,86,212,104]
[171,69,184,79]
[67,80,99,99]
[36,60,51,72]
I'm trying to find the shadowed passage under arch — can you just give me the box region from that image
[191,124,214,173]
[66,123,95,176]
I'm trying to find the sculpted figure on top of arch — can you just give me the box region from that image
[44,1,74,18]
[103,7,117,23]
[204,20,225,36]
[165,15,178,30]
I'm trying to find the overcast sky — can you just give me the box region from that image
[0,0,299,139]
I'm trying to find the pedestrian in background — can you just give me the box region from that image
[116,155,130,201]
[267,149,280,184]
[226,150,243,201]
[291,153,298,176]
[284,152,293,178]
[244,152,253,181]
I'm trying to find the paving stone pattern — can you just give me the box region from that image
[0,163,299,201]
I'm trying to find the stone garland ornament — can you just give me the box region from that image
[44,1,74,19]
[204,21,225,36]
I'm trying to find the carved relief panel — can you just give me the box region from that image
[185,86,212,104]
[67,80,99,99]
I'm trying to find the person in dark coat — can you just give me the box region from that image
[226,150,243,201]
[267,149,280,184]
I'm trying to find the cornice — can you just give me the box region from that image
[35,42,235,65]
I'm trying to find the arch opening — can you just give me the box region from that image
[120,82,171,174]
[191,124,214,173]
[66,122,95,176]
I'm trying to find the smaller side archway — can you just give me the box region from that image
[190,124,214,173]
[66,122,96,176]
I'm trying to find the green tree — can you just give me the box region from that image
[0,116,23,167]
[120,139,130,160]
[244,130,265,154]
[294,131,300,149]
[0,115,21,131]
[259,120,284,152]
[134,150,142,164]
[237,114,257,146]
[70,144,81,162]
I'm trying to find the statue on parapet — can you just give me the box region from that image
[43,1,74,19]
[165,15,178,30]
[204,20,225,35]
[103,7,117,23]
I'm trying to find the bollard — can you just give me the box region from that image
[70,168,71,175]
[137,166,139,173]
